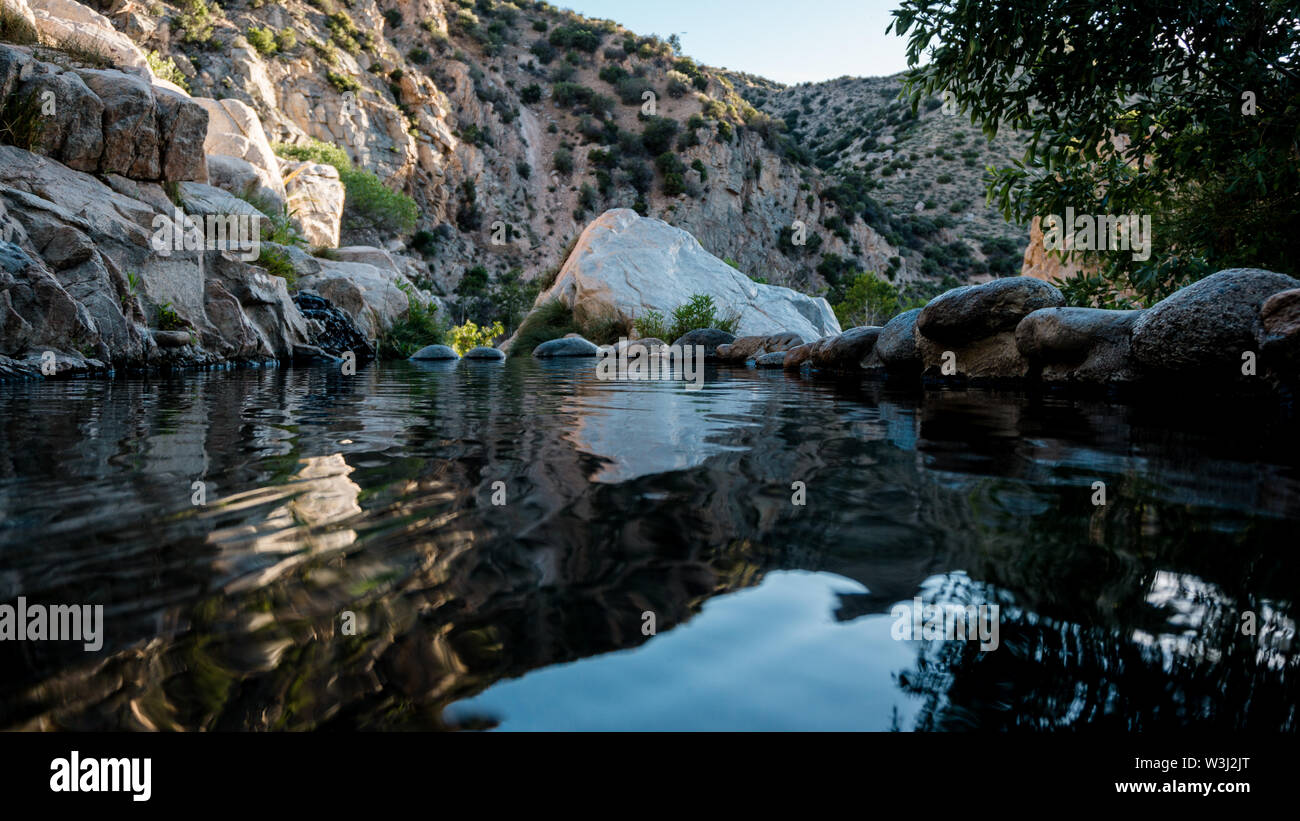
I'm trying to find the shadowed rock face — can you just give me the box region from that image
[1016,307,1143,384]
[1131,268,1300,379]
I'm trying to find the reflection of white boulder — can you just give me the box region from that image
[535,209,841,340]
[563,376,770,483]
[206,453,362,592]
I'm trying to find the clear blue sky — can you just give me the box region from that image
[553,0,911,84]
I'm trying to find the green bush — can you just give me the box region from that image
[255,245,297,286]
[510,299,577,357]
[547,24,601,53]
[640,117,678,155]
[633,309,669,341]
[379,283,449,359]
[552,147,573,174]
[832,271,924,328]
[520,83,542,104]
[325,12,363,54]
[273,139,351,169]
[247,25,277,55]
[147,51,191,92]
[275,29,297,52]
[666,293,740,340]
[326,71,361,93]
[449,319,504,356]
[338,167,418,233]
[0,91,46,151]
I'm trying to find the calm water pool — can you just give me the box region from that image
[0,360,1296,730]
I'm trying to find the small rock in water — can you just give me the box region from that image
[754,351,787,368]
[533,336,599,357]
[462,346,505,361]
[409,344,459,360]
[671,328,736,360]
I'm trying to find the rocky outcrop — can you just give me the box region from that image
[295,250,441,342]
[1130,269,1300,380]
[29,0,149,77]
[292,291,373,361]
[0,45,207,183]
[532,210,841,341]
[1020,216,1095,284]
[279,159,344,249]
[194,96,287,211]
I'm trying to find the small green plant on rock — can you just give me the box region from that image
[0,91,46,151]
[668,293,739,340]
[147,51,191,93]
[255,246,297,287]
[155,302,186,331]
[247,25,277,55]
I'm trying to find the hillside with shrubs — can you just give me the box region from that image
[84,0,1040,341]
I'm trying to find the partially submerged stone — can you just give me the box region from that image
[462,346,505,361]
[872,308,923,374]
[915,278,1065,380]
[533,336,599,357]
[809,325,881,371]
[409,344,458,361]
[1130,268,1300,379]
[1257,288,1300,376]
[671,328,735,360]
[917,277,1065,345]
[1016,307,1142,384]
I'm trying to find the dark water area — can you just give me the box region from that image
[0,360,1296,731]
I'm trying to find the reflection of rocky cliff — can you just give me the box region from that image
[1,364,1296,729]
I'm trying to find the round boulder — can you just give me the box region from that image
[810,326,881,371]
[409,344,459,360]
[1015,307,1142,383]
[533,336,600,357]
[1131,268,1300,377]
[462,346,505,361]
[671,328,736,361]
[873,308,923,373]
[917,277,1065,345]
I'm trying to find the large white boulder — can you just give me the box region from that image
[534,209,841,339]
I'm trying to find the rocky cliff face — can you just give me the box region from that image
[724,70,1034,291]
[83,0,903,292]
[0,0,1101,378]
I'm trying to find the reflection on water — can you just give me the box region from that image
[0,361,1296,730]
